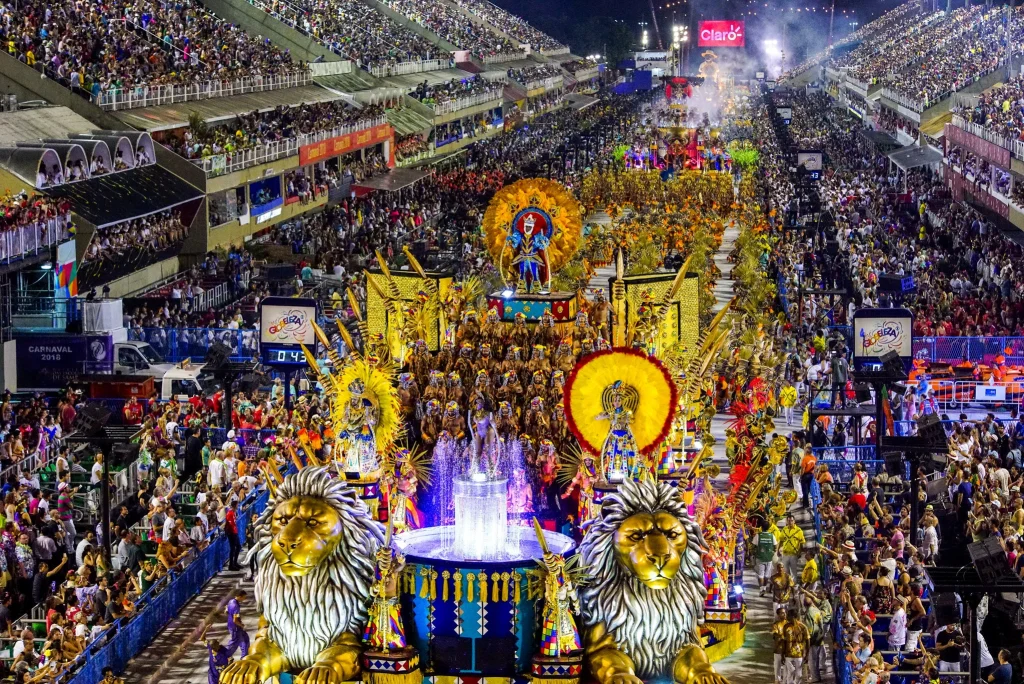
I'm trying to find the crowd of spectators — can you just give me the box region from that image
[560,58,598,75]
[163,101,387,161]
[409,76,503,107]
[245,0,441,69]
[0,0,305,103]
[450,0,564,51]
[884,8,1022,108]
[831,7,977,84]
[83,212,187,268]
[954,78,1024,144]
[507,63,562,84]
[381,0,522,60]
[0,194,72,262]
[396,135,431,162]
[762,91,1024,407]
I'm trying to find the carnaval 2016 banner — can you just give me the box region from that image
[299,123,393,166]
[697,21,745,47]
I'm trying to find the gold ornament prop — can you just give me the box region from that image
[482,178,582,285]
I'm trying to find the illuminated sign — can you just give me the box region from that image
[259,297,318,347]
[697,21,745,47]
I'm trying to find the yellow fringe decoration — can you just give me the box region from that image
[419,568,429,598]
[479,574,488,606]
[453,572,462,603]
[704,624,746,663]
[501,572,510,602]
[363,669,423,684]
[466,573,476,603]
[513,571,522,603]
[442,571,450,602]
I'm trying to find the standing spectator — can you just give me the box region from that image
[936,623,965,672]
[225,500,241,571]
[57,482,76,555]
[889,595,908,652]
[799,449,817,509]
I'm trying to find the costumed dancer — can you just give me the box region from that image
[596,381,641,482]
[530,518,583,684]
[363,527,407,653]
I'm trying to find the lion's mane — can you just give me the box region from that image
[249,467,384,669]
[579,479,709,679]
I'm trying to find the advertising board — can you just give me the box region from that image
[259,297,318,347]
[698,21,745,47]
[852,307,914,370]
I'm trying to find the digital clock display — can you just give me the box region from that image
[263,347,307,365]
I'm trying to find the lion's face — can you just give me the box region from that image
[269,495,344,576]
[613,510,688,589]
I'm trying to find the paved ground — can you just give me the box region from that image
[122,569,258,684]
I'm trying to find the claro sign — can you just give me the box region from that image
[697,21,745,47]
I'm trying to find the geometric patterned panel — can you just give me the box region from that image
[618,272,701,354]
[366,269,453,352]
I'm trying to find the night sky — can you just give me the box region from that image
[491,0,907,63]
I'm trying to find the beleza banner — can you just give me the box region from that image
[259,297,318,346]
[697,21,745,47]
[852,307,914,370]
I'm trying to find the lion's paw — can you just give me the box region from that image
[295,664,344,684]
[606,674,644,684]
[220,658,263,684]
[687,670,730,684]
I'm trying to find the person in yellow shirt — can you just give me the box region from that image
[779,515,805,578]
[771,561,794,614]
[780,384,798,426]
[783,610,810,684]
[800,547,819,591]
[772,606,789,684]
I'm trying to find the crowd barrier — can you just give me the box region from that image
[913,336,1024,365]
[127,326,258,363]
[57,487,269,684]
[431,91,504,115]
[95,71,312,111]
[0,214,73,264]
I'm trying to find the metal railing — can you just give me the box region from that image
[189,114,388,177]
[571,66,599,82]
[521,75,562,91]
[912,335,1024,364]
[0,215,72,263]
[881,86,925,113]
[369,58,450,77]
[481,51,526,64]
[431,90,503,114]
[95,70,312,111]
[540,46,570,56]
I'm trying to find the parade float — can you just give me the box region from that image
[217,176,783,684]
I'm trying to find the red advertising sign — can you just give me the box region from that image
[944,123,1011,168]
[299,123,394,166]
[697,21,745,47]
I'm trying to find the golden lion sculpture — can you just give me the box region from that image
[220,467,384,684]
[579,479,729,684]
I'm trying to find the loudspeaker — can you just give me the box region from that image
[111,442,140,468]
[204,341,233,371]
[71,403,112,437]
[917,413,948,450]
[932,593,961,626]
[65,319,83,334]
[969,537,1010,584]
[854,383,872,403]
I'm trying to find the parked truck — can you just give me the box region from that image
[15,334,212,399]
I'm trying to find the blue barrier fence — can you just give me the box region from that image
[913,336,1024,364]
[60,487,270,684]
[128,327,258,363]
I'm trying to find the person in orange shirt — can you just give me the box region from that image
[800,449,817,509]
